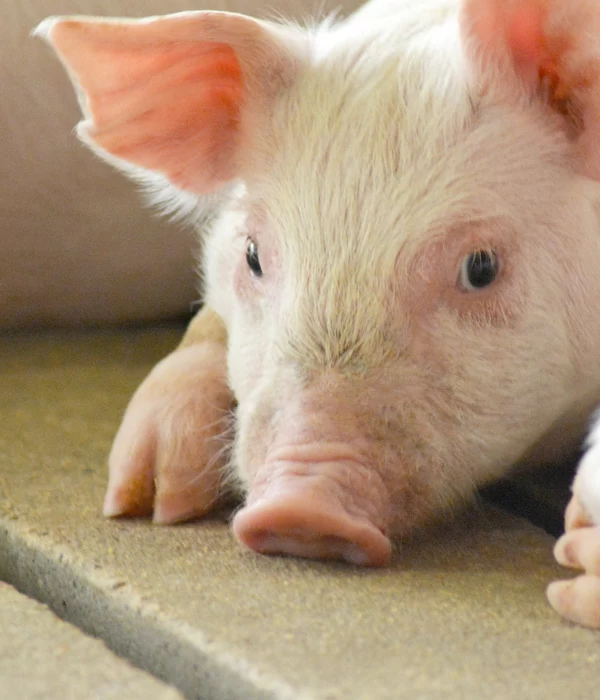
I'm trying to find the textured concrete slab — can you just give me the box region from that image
[1,327,599,700]
[0,581,182,699]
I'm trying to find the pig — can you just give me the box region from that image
[35,0,600,628]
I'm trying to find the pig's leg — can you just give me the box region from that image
[547,425,600,628]
[104,307,233,524]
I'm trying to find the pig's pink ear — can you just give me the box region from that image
[461,0,600,178]
[35,12,301,193]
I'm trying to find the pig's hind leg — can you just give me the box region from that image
[103,307,234,524]
[547,417,600,628]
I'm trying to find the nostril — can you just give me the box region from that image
[247,530,379,566]
[343,543,371,566]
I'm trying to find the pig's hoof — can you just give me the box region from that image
[103,342,232,524]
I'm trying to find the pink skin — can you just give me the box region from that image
[105,342,231,524]
[547,483,600,628]
[228,367,446,569]
[222,210,565,568]
[229,375,397,567]
[233,442,393,567]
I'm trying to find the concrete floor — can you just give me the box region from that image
[1,326,598,699]
[0,581,181,699]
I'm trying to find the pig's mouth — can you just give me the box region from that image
[231,453,392,567]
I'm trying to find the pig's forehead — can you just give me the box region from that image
[254,16,565,265]
[260,24,473,251]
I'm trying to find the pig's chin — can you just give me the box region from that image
[231,445,394,567]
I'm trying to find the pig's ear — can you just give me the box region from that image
[34,12,302,193]
[461,0,600,179]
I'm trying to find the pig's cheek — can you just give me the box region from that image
[224,336,263,437]
[202,209,247,327]
[233,254,261,303]
[104,343,233,524]
[227,275,272,404]
[385,471,437,536]
[230,386,279,489]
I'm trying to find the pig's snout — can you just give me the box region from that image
[232,455,392,567]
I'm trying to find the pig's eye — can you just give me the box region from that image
[246,238,263,277]
[459,250,499,291]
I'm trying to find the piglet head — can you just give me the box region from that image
[37,1,600,566]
